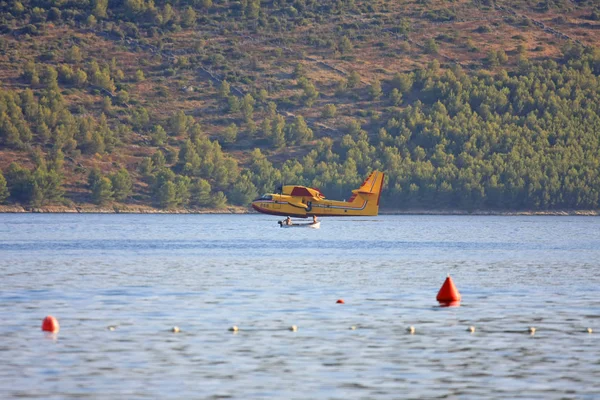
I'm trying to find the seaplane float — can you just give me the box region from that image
[251,171,385,227]
[278,217,321,229]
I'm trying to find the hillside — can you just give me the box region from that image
[1,0,600,211]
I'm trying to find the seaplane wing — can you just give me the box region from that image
[251,171,384,218]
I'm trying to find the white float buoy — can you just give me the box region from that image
[171,326,180,333]
[587,327,593,334]
[229,326,239,332]
[407,326,415,334]
[468,326,476,333]
[289,325,298,332]
[528,327,536,335]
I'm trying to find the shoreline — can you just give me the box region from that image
[0,205,598,216]
[0,204,251,214]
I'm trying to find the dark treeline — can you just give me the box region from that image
[1,1,600,210]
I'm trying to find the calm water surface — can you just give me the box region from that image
[0,214,599,399]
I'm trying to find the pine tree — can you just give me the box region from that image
[210,191,227,208]
[223,123,238,144]
[219,80,231,98]
[175,175,191,206]
[151,125,167,146]
[390,88,402,106]
[271,115,286,148]
[32,166,64,205]
[229,173,258,205]
[157,181,177,209]
[5,163,34,203]
[182,6,197,27]
[191,178,212,207]
[0,170,8,204]
[369,79,383,100]
[92,176,113,205]
[347,70,361,88]
[110,168,132,201]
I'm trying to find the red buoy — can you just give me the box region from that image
[42,316,60,333]
[436,275,461,306]
[336,299,345,304]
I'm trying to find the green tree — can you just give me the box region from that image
[293,63,305,79]
[135,69,145,82]
[369,79,382,100]
[110,168,132,201]
[299,78,319,107]
[497,49,508,65]
[31,166,64,206]
[66,46,83,63]
[87,168,102,188]
[22,61,38,85]
[241,94,255,121]
[227,95,240,113]
[339,36,353,54]
[288,116,313,144]
[424,38,439,54]
[162,4,175,25]
[152,150,166,170]
[93,0,108,18]
[210,191,227,208]
[90,62,115,92]
[0,170,8,204]
[157,180,177,208]
[169,110,192,137]
[74,69,87,86]
[5,163,34,203]
[390,88,402,106]
[179,139,201,175]
[262,102,275,119]
[91,176,113,205]
[322,104,337,118]
[139,157,154,177]
[229,173,258,205]
[182,6,197,27]
[347,70,360,88]
[486,50,499,67]
[271,114,286,148]
[391,72,413,94]
[175,175,191,206]
[260,118,272,139]
[191,178,212,207]
[245,0,260,18]
[151,125,167,146]
[223,123,238,144]
[219,80,231,98]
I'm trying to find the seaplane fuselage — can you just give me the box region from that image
[251,171,384,218]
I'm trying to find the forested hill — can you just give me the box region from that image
[1,0,600,211]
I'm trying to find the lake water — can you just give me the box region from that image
[0,214,599,399]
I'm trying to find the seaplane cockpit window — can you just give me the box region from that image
[260,194,273,200]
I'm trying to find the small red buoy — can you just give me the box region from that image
[437,274,461,306]
[336,299,345,304]
[42,316,60,333]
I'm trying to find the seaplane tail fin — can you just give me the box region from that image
[356,171,385,195]
[348,171,385,216]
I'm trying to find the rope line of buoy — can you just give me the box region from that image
[40,320,594,336]
[40,276,594,337]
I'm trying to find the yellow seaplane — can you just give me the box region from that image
[251,171,385,218]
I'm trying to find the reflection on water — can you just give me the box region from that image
[0,214,599,399]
